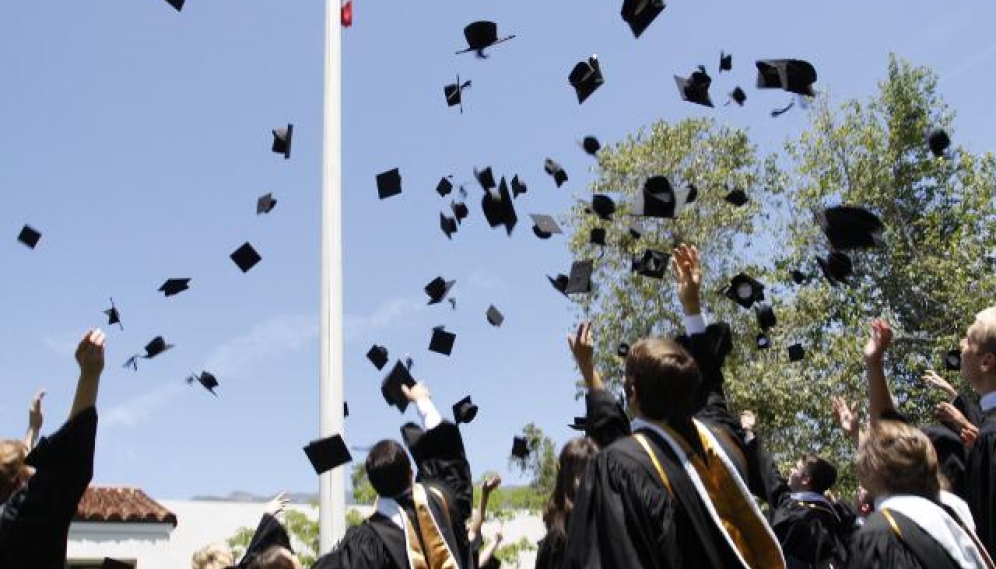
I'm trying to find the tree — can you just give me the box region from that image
[509,423,558,510]
[351,461,377,505]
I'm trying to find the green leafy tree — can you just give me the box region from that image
[509,423,557,511]
[351,461,377,505]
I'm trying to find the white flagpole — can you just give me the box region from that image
[319,0,345,553]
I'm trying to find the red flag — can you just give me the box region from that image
[341,1,352,28]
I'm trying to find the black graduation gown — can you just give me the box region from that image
[312,421,473,569]
[846,509,967,569]
[0,407,98,569]
[959,414,996,555]
[233,513,295,568]
[534,532,565,569]
[565,323,766,569]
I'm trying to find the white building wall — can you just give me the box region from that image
[67,522,173,569]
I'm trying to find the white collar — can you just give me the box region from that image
[979,391,996,413]
[375,496,406,531]
[876,494,988,569]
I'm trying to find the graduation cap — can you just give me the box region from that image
[440,213,458,239]
[486,305,504,327]
[771,100,796,118]
[511,436,530,459]
[568,416,588,431]
[510,175,528,198]
[436,177,454,197]
[451,201,469,223]
[628,225,644,240]
[424,276,455,305]
[428,326,456,356]
[158,278,190,297]
[582,136,601,156]
[620,0,666,38]
[755,303,777,330]
[531,214,562,239]
[588,194,616,221]
[790,269,809,285]
[544,159,568,188]
[943,349,962,371]
[787,343,805,362]
[17,225,41,249]
[376,168,402,200]
[475,166,496,191]
[725,188,748,207]
[756,332,771,350]
[548,274,569,296]
[817,251,853,285]
[125,336,174,369]
[719,51,733,73]
[729,87,747,107]
[816,206,884,250]
[344,401,349,418]
[381,360,417,412]
[104,298,123,331]
[303,434,352,474]
[257,193,277,215]
[632,249,669,279]
[456,21,515,57]
[756,59,818,96]
[926,127,951,158]
[723,273,765,309]
[230,242,262,273]
[565,260,594,295]
[453,396,479,424]
[367,344,389,370]
[674,66,714,107]
[617,342,630,358]
[481,178,518,235]
[568,55,604,104]
[163,0,184,11]
[636,176,678,218]
[444,76,472,112]
[186,371,219,396]
[101,559,132,569]
[271,124,293,159]
[590,227,607,246]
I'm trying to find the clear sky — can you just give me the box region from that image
[1,1,994,500]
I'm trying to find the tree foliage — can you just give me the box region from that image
[508,423,558,511]
[351,461,377,505]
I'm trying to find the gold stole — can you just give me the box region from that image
[654,422,786,569]
[400,484,460,569]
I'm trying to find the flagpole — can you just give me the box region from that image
[319,0,345,553]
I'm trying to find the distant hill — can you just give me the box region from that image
[191,491,320,504]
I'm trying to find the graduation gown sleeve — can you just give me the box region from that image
[534,532,565,569]
[237,513,294,568]
[960,417,996,554]
[311,522,399,569]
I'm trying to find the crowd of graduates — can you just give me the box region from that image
[3,245,996,569]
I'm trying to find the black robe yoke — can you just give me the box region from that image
[233,513,294,568]
[960,415,996,555]
[846,509,964,569]
[0,407,98,569]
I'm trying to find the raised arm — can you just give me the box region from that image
[468,476,500,546]
[922,369,958,399]
[23,390,45,451]
[69,329,106,420]
[831,396,861,447]
[572,321,631,448]
[863,319,894,426]
[569,321,603,392]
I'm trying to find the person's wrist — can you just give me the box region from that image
[681,297,701,315]
[864,352,884,364]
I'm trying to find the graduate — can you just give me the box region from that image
[563,244,786,569]
[311,381,473,569]
[0,329,106,569]
[535,437,598,569]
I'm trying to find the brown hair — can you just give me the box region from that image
[856,421,940,499]
[624,338,701,422]
[542,437,599,544]
[801,453,838,494]
[0,439,28,503]
[246,546,297,569]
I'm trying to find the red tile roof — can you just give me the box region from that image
[74,486,177,526]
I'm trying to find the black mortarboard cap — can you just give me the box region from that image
[590,228,607,246]
[436,177,454,197]
[105,298,123,330]
[685,183,699,204]
[257,193,277,215]
[444,77,472,111]
[719,51,733,73]
[531,214,562,239]
[926,127,951,158]
[475,167,496,191]
[271,124,293,159]
[428,326,456,356]
[510,175,527,198]
[628,225,644,240]
[787,343,805,362]
[548,274,569,296]
[486,305,504,327]
[453,396,478,424]
[102,559,132,569]
[143,336,173,359]
[617,342,630,357]
[791,269,808,285]
[452,201,469,222]
[582,136,601,156]
[725,189,748,207]
[637,176,678,218]
[756,59,817,96]
[376,168,402,200]
[620,0,666,38]
[568,56,604,104]
[756,332,771,350]
[17,225,41,249]
[674,66,714,107]
[163,0,184,12]
[158,278,190,297]
[381,360,417,412]
[817,206,885,250]
[544,159,568,188]
[187,371,219,395]
[425,276,455,304]
[367,344,389,370]
[568,416,588,431]
[565,260,594,295]
[303,434,352,475]
[729,87,747,107]
[944,349,962,371]
[632,249,669,279]
[230,242,262,273]
[440,213,458,239]
[817,251,853,285]
[724,273,765,309]
[344,401,349,417]
[755,303,777,330]
[457,21,515,57]
[592,194,616,220]
[481,178,518,235]
[511,436,530,459]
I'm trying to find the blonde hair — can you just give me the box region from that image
[0,439,28,503]
[856,421,939,499]
[192,543,235,569]
[971,307,996,355]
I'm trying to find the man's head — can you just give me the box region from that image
[245,546,300,569]
[960,307,996,394]
[365,439,413,498]
[624,338,702,423]
[191,542,235,569]
[856,420,940,500]
[787,453,838,494]
[0,439,31,503]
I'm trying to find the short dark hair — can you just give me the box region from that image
[802,453,838,494]
[365,440,412,498]
[624,338,702,422]
[246,546,296,569]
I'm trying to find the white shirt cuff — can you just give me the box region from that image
[415,398,443,430]
[683,313,708,336]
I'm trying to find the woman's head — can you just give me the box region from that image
[542,437,599,542]
[0,439,30,503]
[624,338,701,423]
[191,542,235,569]
[856,420,940,500]
[246,546,300,569]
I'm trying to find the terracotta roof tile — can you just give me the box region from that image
[74,486,177,526]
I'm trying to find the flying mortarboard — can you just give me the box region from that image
[565,260,594,295]
[451,201,469,223]
[475,167,496,191]
[544,159,568,188]
[104,298,123,330]
[790,269,809,285]
[617,343,630,358]
[163,0,184,12]
[481,178,518,235]
[486,305,504,327]
[635,176,678,218]
[582,136,601,156]
[628,225,644,240]
[723,273,765,309]
[271,124,293,159]
[771,100,796,118]
[530,214,562,239]
[453,396,479,424]
[944,349,962,371]
[719,51,733,73]
[444,76,472,112]
[381,360,417,412]
[756,59,818,96]
[424,276,456,305]
[440,213,458,239]
[568,416,588,431]
[755,303,777,330]
[729,87,747,107]
[568,55,604,105]
[590,227,607,246]
[230,242,262,273]
[674,66,714,107]
[428,326,456,356]
[158,278,190,297]
[620,0,666,38]
[816,206,885,250]
[456,21,515,57]
[17,225,41,249]
[143,336,174,359]
[817,251,853,285]
[548,274,569,296]
[436,176,454,197]
[367,344,389,370]
[376,168,402,200]
[926,127,951,158]
[510,175,528,198]
[592,194,616,220]
[787,343,805,362]
[303,434,352,474]
[186,371,219,396]
[344,401,349,418]
[632,249,669,279]
[511,436,530,459]
[257,193,277,215]
[725,188,748,207]
[102,559,132,569]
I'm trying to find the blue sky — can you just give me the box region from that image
[1,1,994,500]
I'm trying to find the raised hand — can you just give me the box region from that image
[670,243,702,315]
[482,476,502,494]
[831,396,859,439]
[922,369,958,398]
[75,329,106,379]
[28,390,45,431]
[863,319,893,363]
[264,492,289,517]
[568,321,597,387]
[401,382,431,403]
